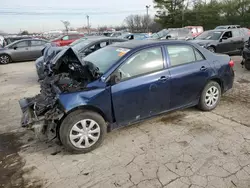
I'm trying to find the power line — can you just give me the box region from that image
[0,9,156,16]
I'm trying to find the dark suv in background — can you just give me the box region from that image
[191,28,248,55]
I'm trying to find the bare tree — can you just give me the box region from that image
[124,15,135,32]
[134,15,142,32]
[61,20,70,33]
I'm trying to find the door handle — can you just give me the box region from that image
[200,66,207,71]
[158,76,169,82]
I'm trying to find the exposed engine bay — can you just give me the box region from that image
[19,47,101,139]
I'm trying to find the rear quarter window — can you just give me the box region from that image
[166,45,204,67]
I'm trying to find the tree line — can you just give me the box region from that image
[154,0,250,30]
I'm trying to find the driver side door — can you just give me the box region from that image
[217,31,234,53]
[111,47,171,127]
[11,40,30,61]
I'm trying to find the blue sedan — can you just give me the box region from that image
[19,40,234,153]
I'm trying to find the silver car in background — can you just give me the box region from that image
[0,39,49,64]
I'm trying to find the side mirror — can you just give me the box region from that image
[221,37,228,42]
[13,46,17,50]
[166,35,171,39]
[109,72,122,85]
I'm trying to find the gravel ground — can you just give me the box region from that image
[0,56,250,188]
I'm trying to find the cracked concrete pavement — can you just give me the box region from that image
[0,56,250,188]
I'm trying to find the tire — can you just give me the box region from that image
[207,46,215,53]
[0,54,11,64]
[59,110,107,153]
[245,62,250,70]
[198,81,221,111]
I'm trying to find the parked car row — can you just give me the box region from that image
[0,38,49,64]
[19,38,235,153]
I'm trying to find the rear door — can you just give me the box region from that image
[111,46,171,126]
[232,29,244,53]
[30,40,47,59]
[10,40,30,61]
[165,44,212,109]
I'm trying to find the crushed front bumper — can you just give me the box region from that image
[19,98,44,128]
[19,97,64,140]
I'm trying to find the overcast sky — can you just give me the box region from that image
[0,0,156,33]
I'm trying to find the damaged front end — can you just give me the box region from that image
[19,47,101,140]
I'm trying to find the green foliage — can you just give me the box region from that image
[20,30,29,35]
[154,0,250,29]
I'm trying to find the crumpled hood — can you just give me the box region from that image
[49,47,101,82]
[190,39,215,46]
[42,43,64,63]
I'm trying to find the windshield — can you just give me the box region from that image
[83,46,130,74]
[151,29,169,39]
[195,30,223,40]
[72,40,91,52]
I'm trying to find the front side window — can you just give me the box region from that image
[119,47,164,80]
[166,45,197,67]
[222,31,232,39]
[15,41,29,48]
[62,36,69,40]
[100,41,108,48]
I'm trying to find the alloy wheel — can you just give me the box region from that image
[205,86,219,107]
[69,119,101,149]
[0,55,10,64]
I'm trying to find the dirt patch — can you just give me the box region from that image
[188,121,215,135]
[160,113,186,124]
[238,78,250,84]
[0,132,43,188]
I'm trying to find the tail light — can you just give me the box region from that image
[229,60,234,67]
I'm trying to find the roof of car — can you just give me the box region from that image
[85,37,127,41]
[111,40,193,49]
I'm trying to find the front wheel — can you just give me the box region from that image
[245,61,250,70]
[59,110,107,153]
[0,54,11,64]
[198,81,221,111]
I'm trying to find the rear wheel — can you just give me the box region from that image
[198,81,221,111]
[59,110,107,153]
[207,46,215,53]
[245,61,250,70]
[0,54,11,64]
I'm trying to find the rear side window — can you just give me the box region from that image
[166,45,204,67]
[31,40,46,46]
[232,29,240,37]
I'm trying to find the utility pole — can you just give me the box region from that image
[146,5,151,33]
[86,15,90,34]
